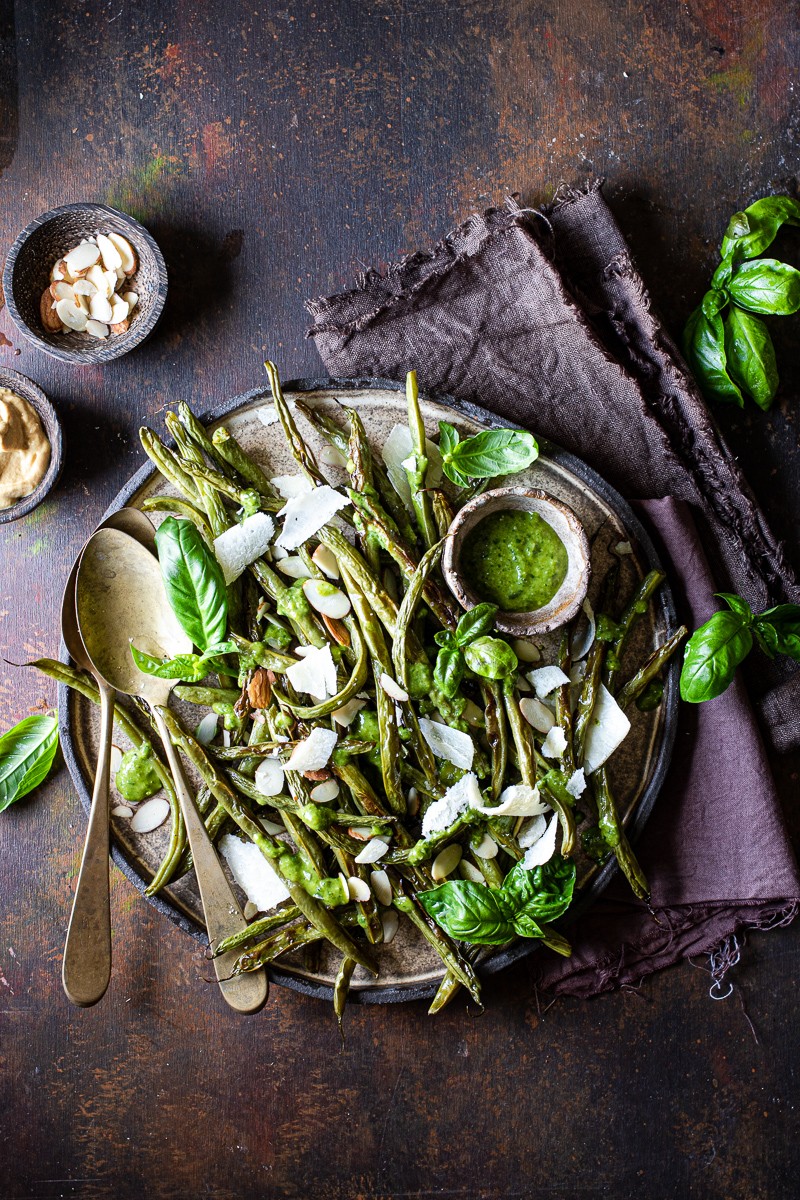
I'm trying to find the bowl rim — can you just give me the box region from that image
[2,202,167,365]
[443,485,591,635]
[0,368,63,523]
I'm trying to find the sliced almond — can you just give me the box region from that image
[74,291,90,314]
[302,578,351,620]
[130,796,169,833]
[347,875,371,903]
[64,242,101,274]
[86,319,109,339]
[458,860,486,884]
[353,837,389,865]
[110,295,129,324]
[107,231,138,274]
[72,278,97,298]
[96,232,123,272]
[122,289,139,310]
[275,555,312,580]
[322,613,350,646]
[40,289,62,332]
[370,869,393,906]
[379,672,409,703]
[111,319,130,334]
[49,280,73,302]
[109,744,124,774]
[310,779,340,803]
[51,259,68,282]
[432,843,463,881]
[86,263,110,295]
[89,293,114,323]
[55,297,88,332]
[472,832,498,859]
[381,909,400,943]
[111,804,133,819]
[311,544,340,580]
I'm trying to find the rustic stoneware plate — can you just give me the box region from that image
[58,379,680,1005]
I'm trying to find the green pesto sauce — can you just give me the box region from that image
[115,742,161,803]
[462,509,568,613]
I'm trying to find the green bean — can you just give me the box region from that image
[592,766,649,900]
[165,411,230,537]
[503,689,536,787]
[391,538,444,690]
[177,401,231,473]
[334,956,358,1035]
[404,370,439,549]
[214,904,302,955]
[228,633,298,674]
[555,630,575,776]
[32,659,186,896]
[139,428,202,502]
[233,908,360,974]
[248,558,327,648]
[617,626,687,710]
[393,891,482,1006]
[172,685,242,706]
[141,496,213,540]
[264,360,327,487]
[428,969,464,1015]
[482,681,508,802]
[211,425,277,498]
[179,457,265,513]
[606,569,665,690]
[573,640,606,765]
[431,490,455,540]
[271,616,368,719]
[345,407,382,572]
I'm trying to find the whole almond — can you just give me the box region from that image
[110,319,130,334]
[40,288,62,332]
[322,613,350,646]
[247,667,272,710]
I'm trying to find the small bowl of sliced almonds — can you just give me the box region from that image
[3,203,167,364]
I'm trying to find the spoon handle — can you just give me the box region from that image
[62,679,114,1007]
[152,706,268,1015]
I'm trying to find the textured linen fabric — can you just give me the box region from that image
[306,185,800,995]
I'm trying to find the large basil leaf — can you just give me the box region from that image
[130,645,209,682]
[463,636,518,681]
[679,610,753,702]
[720,196,800,262]
[418,880,515,944]
[155,517,228,652]
[503,857,577,924]
[727,259,800,316]
[440,425,539,484]
[755,604,800,661]
[717,592,753,620]
[723,308,778,411]
[682,307,743,407]
[433,645,465,698]
[454,602,498,647]
[0,715,59,813]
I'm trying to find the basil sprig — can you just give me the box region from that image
[419,856,576,945]
[683,195,800,411]
[130,640,239,683]
[433,604,518,697]
[0,714,59,813]
[155,517,228,652]
[680,593,800,703]
[438,421,538,488]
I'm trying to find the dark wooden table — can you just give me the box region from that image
[2,3,799,1197]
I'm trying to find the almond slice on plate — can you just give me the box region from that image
[55,297,88,332]
[89,293,114,323]
[40,289,62,332]
[96,232,123,272]
[107,231,137,274]
[86,319,109,339]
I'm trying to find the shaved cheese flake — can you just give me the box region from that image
[332,697,367,727]
[520,696,556,734]
[286,726,338,772]
[381,423,443,507]
[570,599,595,661]
[541,726,567,759]
[276,485,349,550]
[566,767,587,798]
[522,813,559,868]
[254,756,285,796]
[583,684,631,774]
[271,473,314,499]
[569,660,586,685]
[518,813,548,849]
[418,718,474,770]
[220,833,290,911]
[214,512,275,584]
[475,784,548,818]
[255,404,279,427]
[422,772,482,836]
[615,540,633,555]
[528,665,570,699]
[286,644,337,700]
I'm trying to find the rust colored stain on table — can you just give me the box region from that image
[0,2,799,1198]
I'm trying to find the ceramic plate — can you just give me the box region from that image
[59,379,680,1004]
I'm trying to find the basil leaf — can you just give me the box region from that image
[716,592,754,620]
[155,517,228,652]
[443,428,539,483]
[512,912,548,940]
[0,715,59,813]
[433,646,465,698]
[723,307,779,410]
[418,880,515,944]
[710,255,736,292]
[463,635,518,680]
[454,602,498,647]
[727,259,800,316]
[721,196,800,262]
[200,640,239,660]
[438,421,460,459]
[503,857,577,923]
[434,629,456,649]
[682,307,743,407]
[702,287,728,319]
[679,611,753,702]
[130,644,208,682]
[755,604,800,661]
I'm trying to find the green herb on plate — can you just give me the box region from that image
[154,516,229,651]
[438,420,539,487]
[680,593,800,702]
[0,714,59,813]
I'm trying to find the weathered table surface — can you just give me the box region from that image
[1,3,799,1198]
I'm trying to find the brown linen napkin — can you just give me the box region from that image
[306,185,800,995]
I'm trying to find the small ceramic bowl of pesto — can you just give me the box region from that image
[442,486,591,636]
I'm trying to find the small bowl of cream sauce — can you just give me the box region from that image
[442,486,591,636]
[0,369,63,523]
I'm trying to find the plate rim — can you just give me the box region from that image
[58,375,680,1006]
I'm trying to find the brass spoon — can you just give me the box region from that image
[61,507,157,1008]
[75,526,267,1014]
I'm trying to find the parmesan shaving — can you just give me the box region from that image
[418,718,474,770]
[528,665,570,699]
[421,772,482,836]
[286,726,338,772]
[285,644,338,700]
[583,684,631,774]
[214,512,275,584]
[275,484,350,550]
[219,834,290,911]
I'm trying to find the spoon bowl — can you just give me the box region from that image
[74,527,267,1014]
